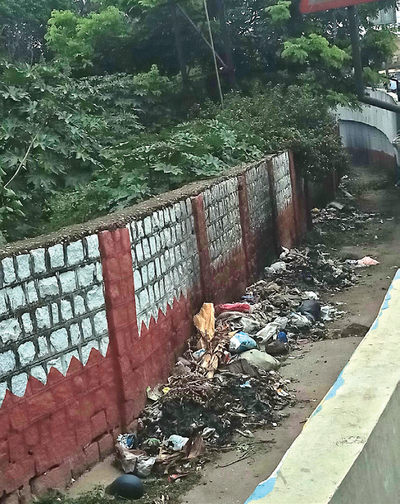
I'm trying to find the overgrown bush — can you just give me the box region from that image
[0,61,183,240]
[44,85,348,233]
[0,60,348,241]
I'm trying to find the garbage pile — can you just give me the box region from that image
[114,302,292,485]
[264,246,358,289]
[312,202,379,235]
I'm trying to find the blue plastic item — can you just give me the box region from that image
[277,331,288,343]
[229,331,257,353]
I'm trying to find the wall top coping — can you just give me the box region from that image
[0,154,279,260]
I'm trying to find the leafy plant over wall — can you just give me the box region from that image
[0,61,182,240]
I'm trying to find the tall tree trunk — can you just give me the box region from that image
[170,1,189,92]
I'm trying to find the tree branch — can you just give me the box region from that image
[4,134,38,189]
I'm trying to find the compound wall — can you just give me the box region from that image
[0,152,307,503]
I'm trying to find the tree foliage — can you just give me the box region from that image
[0,0,397,241]
[45,7,131,70]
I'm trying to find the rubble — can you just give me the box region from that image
[311,203,379,234]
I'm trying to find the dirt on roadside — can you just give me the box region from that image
[68,163,400,504]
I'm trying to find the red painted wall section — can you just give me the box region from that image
[238,174,252,285]
[347,148,397,170]
[99,227,203,431]
[211,245,247,305]
[192,194,213,302]
[98,228,140,430]
[240,172,277,284]
[0,348,119,502]
[269,154,303,250]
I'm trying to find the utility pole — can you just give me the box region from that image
[215,0,235,87]
[170,1,190,92]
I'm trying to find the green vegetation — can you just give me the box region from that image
[0,0,397,242]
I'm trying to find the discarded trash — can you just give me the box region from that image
[298,300,321,321]
[239,349,280,371]
[256,321,280,344]
[193,303,233,378]
[193,349,206,361]
[277,331,288,343]
[240,380,252,388]
[265,261,287,275]
[265,340,289,356]
[290,312,313,329]
[111,196,373,491]
[117,433,138,449]
[165,435,189,452]
[239,317,262,334]
[236,429,254,438]
[215,303,251,315]
[193,303,215,340]
[136,456,156,478]
[115,443,150,475]
[241,294,256,304]
[229,331,257,353]
[184,434,205,459]
[226,359,260,377]
[303,291,319,300]
[356,256,379,267]
[169,473,188,482]
[142,437,161,454]
[328,201,344,211]
[279,246,290,259]
[202,427,217,440]
[320,306,333,322]
[216,312,260,334]
[106,475,144,500]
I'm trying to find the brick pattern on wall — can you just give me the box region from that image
[273,152,292,213]
[0,236,108,407]
[246,160,272,231]
[126,200,200,333]
[203,179,242,267]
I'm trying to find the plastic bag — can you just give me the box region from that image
[277,331,288,343]
[136,456,156,478]
[215,303,251,315]
[165,435,189,452]
[239,349,280,371]
[290,312,313,329]
[265,261,287,275]
[229,331,257,353]
[356,256,379,267]
[256,317,288,344]
[298,300,321,321]
[320,305,333,321]
[193,349,206,360]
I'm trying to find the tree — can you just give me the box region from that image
[45,6,132,74]
[0,0,77,61]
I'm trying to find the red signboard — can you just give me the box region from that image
[300,0,378,13]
